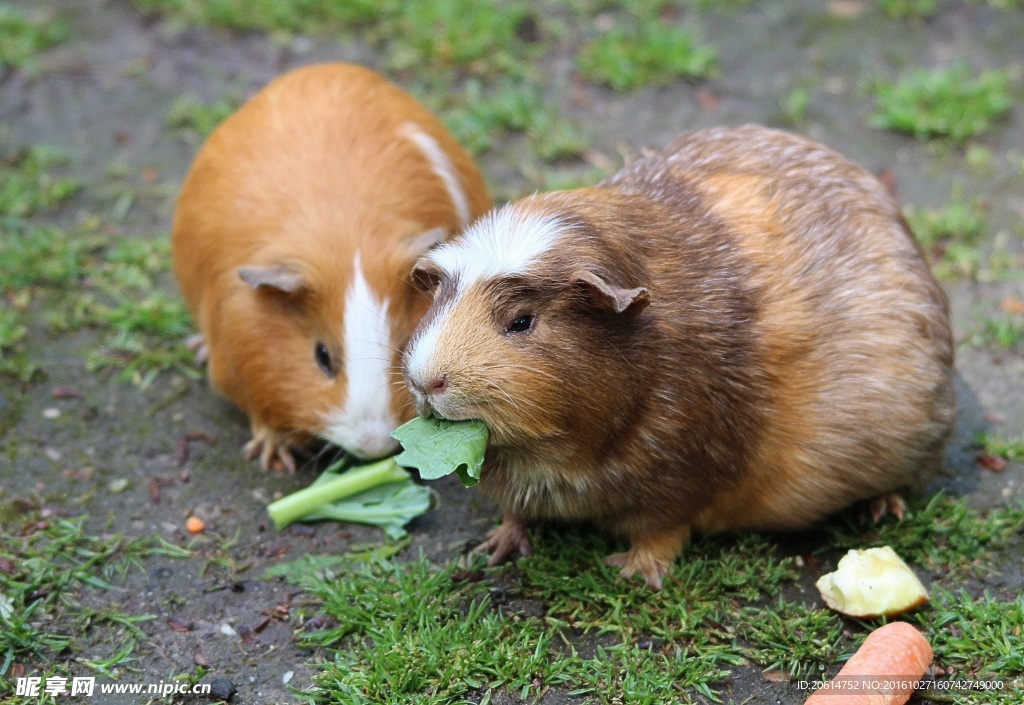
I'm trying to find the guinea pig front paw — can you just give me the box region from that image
[186,333,209,367]
[604,525,691,591]
[472,514,532,567]
[243,428,299,473]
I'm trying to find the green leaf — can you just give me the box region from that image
[303,481,433,540]
[391,417,489,487]
[267,457,419,530]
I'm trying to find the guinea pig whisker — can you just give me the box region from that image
[481,362,566,386]
[479,378,521,413]
[349,337,404,357]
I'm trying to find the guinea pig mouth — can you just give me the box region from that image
[415,395,475,422]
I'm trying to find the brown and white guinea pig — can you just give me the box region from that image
[403,124,955,589]
[171,63,492,472]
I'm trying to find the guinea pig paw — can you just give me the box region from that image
[472,517,532,567]
[186,334,209,367]
[604,551,670,591]
[243,434,298,474]
[866,492,907,524]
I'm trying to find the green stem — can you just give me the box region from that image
[267,458,409,530]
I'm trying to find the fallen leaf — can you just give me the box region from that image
[167,616,195,633]
[978,454,1008,473]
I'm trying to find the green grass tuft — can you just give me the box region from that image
[385,0,538,78]
[0,144,81,219]
[905,194,990,280]
[825,493,1024,577]
[878,0,938,19]
[871,62,1014,143]
[979,433,1024,461]
[739,599,848,679]
[0,513,189,677]
[0,4,69,69]
[439,79,588,160]
[131,0,389,35]
[969,315,1024,349]
[920,589,1024,677]
[578,20,716,91]
[166,94,239,141]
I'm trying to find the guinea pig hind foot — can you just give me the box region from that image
[243,428,299,474]
[604,524,692,591]
[472,513,533,567]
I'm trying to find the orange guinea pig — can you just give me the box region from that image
[404,125,954,589]
[171,63,492,471]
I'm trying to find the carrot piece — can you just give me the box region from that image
[805,622,932,705]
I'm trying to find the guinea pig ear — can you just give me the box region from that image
[573,270,650,315]
[410,256,444,293]
[403,227,447,260]
[237,265,306,294]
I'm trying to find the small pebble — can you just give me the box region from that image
[43,408,60,419]
[282,671,293,685]
[219,623,238,638]
[208,678,236,702]
[186,516,205,534]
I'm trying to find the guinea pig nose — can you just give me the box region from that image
[426,374,448,396]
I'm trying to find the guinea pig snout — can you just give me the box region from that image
[408,372,450,417]
[418,374,449,396]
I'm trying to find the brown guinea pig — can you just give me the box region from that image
[172,63,492,471]
[403,125,954,589]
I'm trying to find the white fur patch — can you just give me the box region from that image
[322,252,400,458]
[400,121,471,228]
[427,205,565,291]
[403,297,456,406]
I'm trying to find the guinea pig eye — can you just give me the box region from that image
[506,314,536,335]
[314,341,337,377]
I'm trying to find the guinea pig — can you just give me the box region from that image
[403,124,954,589]
[172,63,492,472]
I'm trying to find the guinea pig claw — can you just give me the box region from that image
[242,435,298,473]
[473,517,532,566]
[867,492,907,524]
[604,552,669,591]
[186,334,209,367]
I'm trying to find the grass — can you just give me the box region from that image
[131,0,388,35]
[979,433,1024,461]
[384,0,538,78]
[435,79,588,160]
[904,193,992,280]
[825,492,1024,577]
[133,0,540,79]
[0,513,190,681]
[969,314,1024,349]
[878,0,938,18]
[283,494,1024,703]
[871,62,1014,144]
[0,144,81,218]
[165,94,239,142]
[0,4,69,70]
[577,18,716,91]
[738,599,847,679]
[0,142,196,386]
[921,589,1024,678]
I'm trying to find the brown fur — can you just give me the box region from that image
[405,125,954,589]
[172,63,492,469]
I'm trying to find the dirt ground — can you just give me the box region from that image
[2,1,1023,703]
